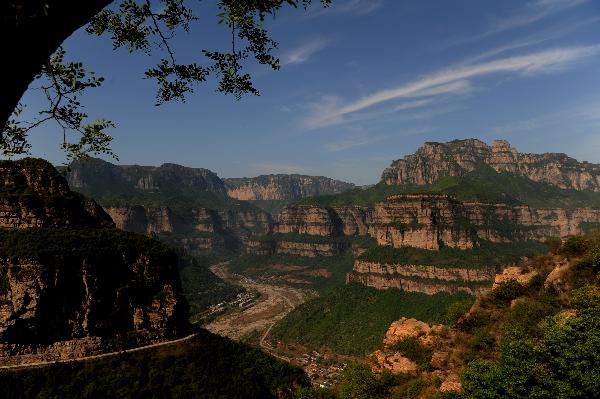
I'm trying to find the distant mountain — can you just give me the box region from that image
[224,174,355,201]
[382,139,600,191]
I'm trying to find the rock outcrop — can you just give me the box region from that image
[0,158,114,229]
[347,260,495,295]
[224,174,355,201]
[381,139,600,191]
[0,159,189,365]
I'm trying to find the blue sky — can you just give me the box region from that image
[20,0,600,185]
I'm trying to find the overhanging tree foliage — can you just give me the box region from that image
[0,0,331,160]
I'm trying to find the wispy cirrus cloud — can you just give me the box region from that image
[251,162,310,175]
[323,134,386,152]
[490,0,588,34]
[449,0,590,47]
[460,16,600,64]
[310,0,383,17]
[323,128,429,152]
[281,36,335,66]
[304,45,600,129]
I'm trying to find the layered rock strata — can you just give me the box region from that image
[0,159,188,365]
[381,139,600,191]
[0,158,114,229]
[224,174,355,201]
[347,260,495,296]
[246,239,349,257]
[274,195,600,251]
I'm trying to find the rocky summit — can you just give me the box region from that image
[381,139,600,191]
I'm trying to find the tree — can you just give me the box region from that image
[0,0,331,160]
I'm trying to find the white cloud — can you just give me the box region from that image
[491,0,588,33]
[251,162,310,174]
[304,45,600,128]
[311,0,383,17]
[323,128,429,152]
[324,135,386,152]
[281,37,335,66]
[448,0,589,47]
[459,16,600,65]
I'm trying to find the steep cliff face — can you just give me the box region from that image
[0,158,114,229]
[105,205,272,251]
[67,158,228,197]
[224,174,355,201]
[381,139,600,191]
[246,238,349,257]
[66,158,273,252]
[274,195,600,251]
[0,159,189,365]
[346,260,495,296]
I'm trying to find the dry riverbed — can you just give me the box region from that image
[204,262,316,344]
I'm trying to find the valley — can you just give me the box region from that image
[204,261,316,344]
[2,139,600,397]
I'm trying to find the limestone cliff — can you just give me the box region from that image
[346,260,496,296]
[224,174,355,201]
[274,195,600,251]
[0,159,189,365]
[65,158,273,252]
[381,139,600,191]
[67,158,228,196]
[0,158,113,229]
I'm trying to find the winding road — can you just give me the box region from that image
[0,333,198,370]
[206,262,314,358]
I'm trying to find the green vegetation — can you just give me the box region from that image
[0,329,308,399]
[271,283,472,355]
[388,337,432,370]
[457,232,600,398]
[0,227,175,264]
[229,253,355,294]
[258,232,377,248]
[248,199,294,215]
[297,165,600,209]
[177,253,243,319]
[358,241,547,269]
[462,286,600,398]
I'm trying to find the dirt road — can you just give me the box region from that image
[205,262,315,348]
[0,333,197,370]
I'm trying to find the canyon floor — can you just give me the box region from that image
[205,262,316,346]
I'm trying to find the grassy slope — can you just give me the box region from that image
[271,283,472,356]
[177,253,243,317]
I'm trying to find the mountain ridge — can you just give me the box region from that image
[382,139,600,191]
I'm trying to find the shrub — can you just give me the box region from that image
[338,364,393,399]
[544,237,562,254]
[459,310,490,333]
[490,279,527,306]
[470,327,495,352]
[388,336,432,370]
[445,298,475,325]
[561,236,588,257]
